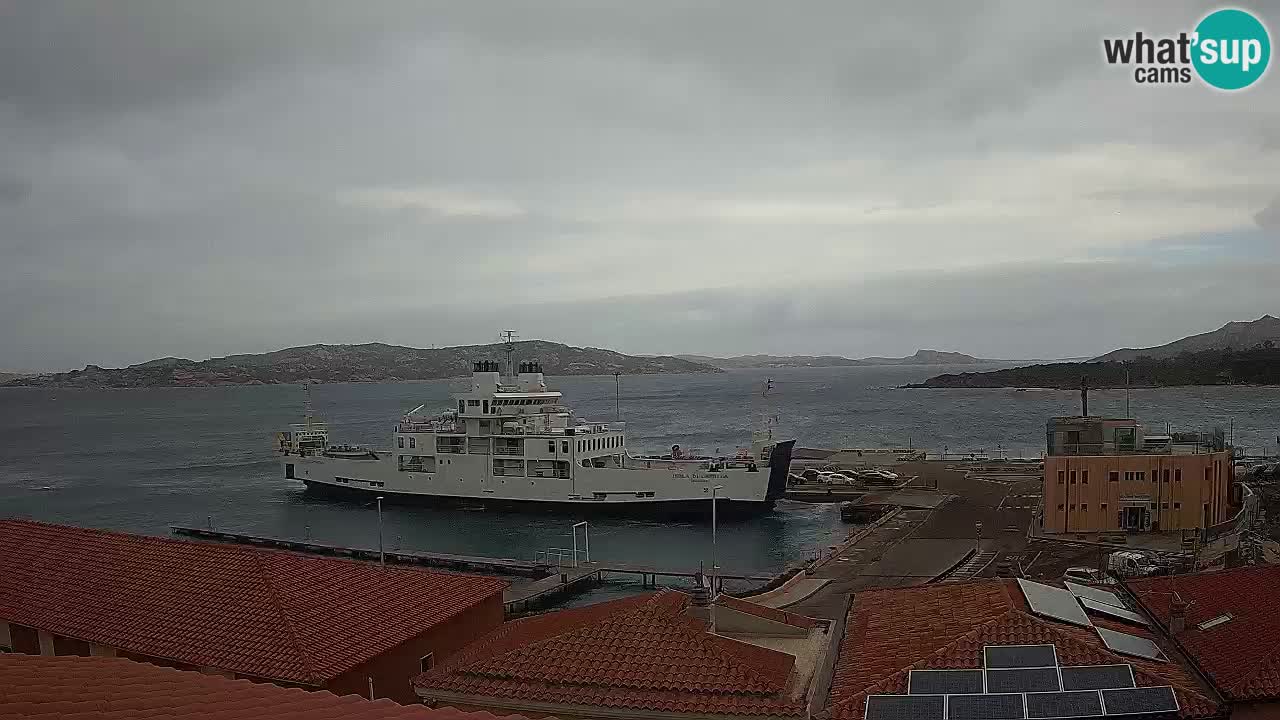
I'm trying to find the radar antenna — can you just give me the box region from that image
[500,330,518,377]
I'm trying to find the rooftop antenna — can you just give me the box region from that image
[500,330,518,378]
[1125,364,1131,418]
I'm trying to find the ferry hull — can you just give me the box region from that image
[300,479,777,519]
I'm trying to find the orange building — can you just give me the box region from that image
[1042,417,1234,534]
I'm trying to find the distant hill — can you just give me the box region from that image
[678,349,992,369]
[676,354,865,369]
[857,349,992,365]
[1094,315,1280,362]
[2,341,720,389]
[907,346,1280,389]
[0,371,33,384]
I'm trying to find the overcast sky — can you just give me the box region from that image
[2,1,1278,370]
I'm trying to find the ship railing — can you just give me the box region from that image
[398,421,459,433]
[535,547,582,569]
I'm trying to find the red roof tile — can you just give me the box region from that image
[415,590,812,717]
[827,579,1222,720]
[0,653,534,720]
[0,520,506,685]
[1129,564,1280,702]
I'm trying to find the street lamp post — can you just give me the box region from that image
[376,496,385,566]
[711,484,723,633]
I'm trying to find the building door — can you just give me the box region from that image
[1121,507,1149,531]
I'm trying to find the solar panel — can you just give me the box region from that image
[1096,627,1167,662]
[1078,597,1149,626]
[985,668,1062,694]
[1100,686,1178,716]
[1025,690,1105,719]
[984,645,1059,669]
[946,693,1026,720]
[866,694,945,720]
[909,669,986,695]
[1060,665,1136,691]
[1018,579,1093,628]
[1063,581,1124,608]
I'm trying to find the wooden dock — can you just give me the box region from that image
[171,526,778,616]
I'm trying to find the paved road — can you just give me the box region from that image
[787,462,1069,619]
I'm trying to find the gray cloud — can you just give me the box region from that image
[1258,195,1280,230]
[2,1,1279,369]
[0,177,30,205]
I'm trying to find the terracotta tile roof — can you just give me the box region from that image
[0,653,534,720]
[0,519,506,685]
[1129,564,1280,703]
[415,590,810,717]
[827,579,1222,720]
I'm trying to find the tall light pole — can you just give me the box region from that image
[376,496,385,566]
[711,484,723,633]
[613,371,621,422]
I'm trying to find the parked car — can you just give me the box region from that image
[1062,567,1111,584]
[1106,551,1160,578]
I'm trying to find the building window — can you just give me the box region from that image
[1163,469,1170,483]
[1109,471,1119,482]
[398,437,404,448]
[1137,471,1145,482]
[1070,471,1077,484]
[1162,503,1169,509]
[409,437,416,449]
[420,653,435,673]
[1081,471,1089,484]
[1175,468,1182,482]
[468,399,480,407]
[1150,503,1158,510]
[1174,502,1181,509]
[1069,504,1076,511]
[1205,467,1212,483]
[548,441,556,453]
[1101,503,1108,511]
[1057,504,1065,511]
[1057,471,1065,485]
[1081,503,1088,511]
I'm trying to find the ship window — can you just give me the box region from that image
[398,437,404,448]
[483,400,489,413]
[548,441,555,453]
[468,399,480,407]
[409,437,416,449]
[562,441,569,453]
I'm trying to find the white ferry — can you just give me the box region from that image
[275,360,794,516]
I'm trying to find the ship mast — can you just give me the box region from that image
[500,330,518,378]
[303,383,315,428]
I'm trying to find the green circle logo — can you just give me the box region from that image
[1192,8,1271,90]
